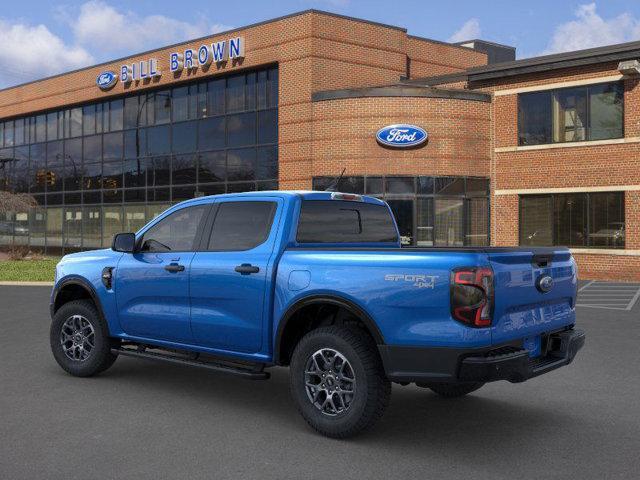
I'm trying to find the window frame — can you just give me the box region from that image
[518,192,625,249]
[517,81,624,146]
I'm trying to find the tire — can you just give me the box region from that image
[289,325,391,438]
[50,300,119,377]
[425,382,484,398]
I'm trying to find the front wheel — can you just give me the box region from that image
[50,300,119,377]
[289,326,391,438]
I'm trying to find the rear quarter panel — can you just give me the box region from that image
[274,249,492,349]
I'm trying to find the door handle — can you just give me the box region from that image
[235,263,260,275]
[164,263,185,273]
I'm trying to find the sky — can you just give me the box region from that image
[1,0,640,88]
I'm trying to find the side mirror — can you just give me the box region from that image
[112,232,136,253]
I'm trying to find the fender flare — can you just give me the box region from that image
[51,276,108,329]
[273,294,385,365]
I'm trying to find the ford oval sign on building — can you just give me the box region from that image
[376,124,428,148]
[96,71,118,91]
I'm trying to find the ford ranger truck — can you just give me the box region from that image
[50,191,585,438]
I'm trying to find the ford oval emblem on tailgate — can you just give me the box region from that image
[536,275,554,293]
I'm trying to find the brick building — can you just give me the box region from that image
[0,10,637,280]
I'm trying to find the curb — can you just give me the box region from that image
[0,281,54,286]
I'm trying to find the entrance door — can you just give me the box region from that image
[115,204,209,343]
[189,198,281,353]
[386,199,414,246]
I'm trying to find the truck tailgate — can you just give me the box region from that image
[488,248,577,351]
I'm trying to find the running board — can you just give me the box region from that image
[111,346,270,380]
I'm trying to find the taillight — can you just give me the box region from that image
[450,266,494,327]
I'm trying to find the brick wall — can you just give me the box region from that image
[406,37,487,79]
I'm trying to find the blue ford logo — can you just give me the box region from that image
[376,124,428,148]
[536,275,554,293]
[96,71,118,90]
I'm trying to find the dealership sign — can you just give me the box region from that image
[96,71,118,90]
[376,124,428,148]
[97,36,246,90]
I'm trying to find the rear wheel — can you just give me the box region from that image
[424,382,484,398]
[289,326,391,438]
[50,300,119,377]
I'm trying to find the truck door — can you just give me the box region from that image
[189,198,282,353]
[115,204,210,343]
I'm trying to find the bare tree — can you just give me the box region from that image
[0,191,37,215]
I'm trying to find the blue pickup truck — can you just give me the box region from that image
[50,191,585,437]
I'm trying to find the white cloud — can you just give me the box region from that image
[70,1,232,55]
[542,3,640,54]
[0,20,93,88]
[448,18,481,43]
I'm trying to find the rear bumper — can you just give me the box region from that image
[379,328,585,384]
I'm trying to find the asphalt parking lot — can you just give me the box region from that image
[1,285,639,480]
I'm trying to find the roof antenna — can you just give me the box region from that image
[325,168,346,192]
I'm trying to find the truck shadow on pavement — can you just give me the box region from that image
[80,356,571,450]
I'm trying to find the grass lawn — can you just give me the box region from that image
[0,258,60,282]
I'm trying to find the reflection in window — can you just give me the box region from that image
[435,199,464,247]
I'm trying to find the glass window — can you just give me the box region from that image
[198,151,226,183]
[339,177,365,194]
[257,109,277,144]
[553,87,588,143]
[589,192,625,248]
[172,86,189,122]
[154,91,171,124]
[83,105,96,136]
[69,108,83,138]
[83,161,101,191]
[227,148,256,181]
[208,201,276,251]
[147,125,171,155]
[256,146,278,181]
[227,112,256,147]
[150,156,171,186]
[102,160,123,190]
[46,207,63,248]
[297,200,398,244]
[435,177,464,195]
[46,141,64,192]
[83,206,102,248]
[172,120,197,153]
[417,176,434,195]
[102,206,123,247]
[124,128,146,158]
[172,154,197,185]
[466,197,488,246]
[386,177,414,194]
[64,207,83,248]
[590,83,623,140]
[268,68,278,108]
[109,100,124,131]
[246,72,256,110]
[226,75,245,113]
[435,198,464,246]
[4,121,14,146]
[466,178,489,197]
[29,207,47,248]
[124,96,139,129]
[519,82,623,145]
[416,198,434,246]
[103,132,123,160]
[29,143,46,193]
[36,115,47,143]
[365,177,383,195]
[520,196,554,246]
[83,135,102,163]
[257,70,268,110]
[555,194,587,247]
[14,118,25,145]
[387,199,413,246]
[140,205,207,252]
[124,205,147,232]
[123,158,147,188]
[207,79,225,116]
[13,146,29,193]
[198,116,225,150]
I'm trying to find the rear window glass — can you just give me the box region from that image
[297,200,398,243]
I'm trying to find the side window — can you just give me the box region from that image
[208,201,276,251]
[140,205,207,252]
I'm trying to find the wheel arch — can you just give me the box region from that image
[274,294,384,366]
[51,276,109,332]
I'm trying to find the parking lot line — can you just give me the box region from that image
[576,281,640,311]
[626,288,640,311]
